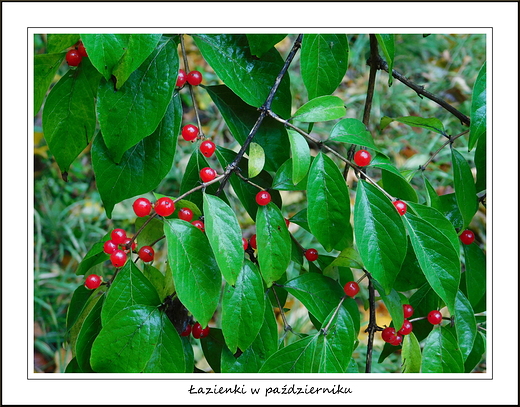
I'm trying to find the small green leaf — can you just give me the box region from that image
[375,34,395,86]
[451,148,478,229]
[462,242,486,309]
[381,115,446,136]
[381,169,418,203]
[421,327,464,373]
[291,95,346,122]
[454,290,477,361]
[402,332,422,373]
[324,247,364,272]
[372,279,404,333]
[271,159,309,191]
[287,130,311,185]
[34,52,65,115]
[200,328,226,373]
[248,142,265,179]
[329,118,383,152]
[422,174,443,210]
[47,34,80,53]
[246,34,287,57]
[75,233,110,276]
[469,62,486,150]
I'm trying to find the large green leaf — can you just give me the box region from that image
[256,203,291,286]
[246,34,287,57]
[192,34,291,118]
[469,62,486,150]
[404,212,461,314]
[206,85,290,172]
[203,193,244,285]
[164,219,221,327]
[92,94,180,218]
[47,34,79,53]
[452,148,478,229]
[287,130,311,185]
[375,34,395,86]
[75,293,104,372]
[402,332,422,373]
[381,115,446,136]
[462,242,486,309]
[221,261,265,353]
[34,52,65,115]
[381,169,418,203]
[42,59,100,174]
[97,36,178,163]
[454,290,477,361]
[328,118,383,153]
[354,181,407,293]
[307,152,352,252]
[421,327,464,373]
[291,95,346,122]
[300,34,349,99]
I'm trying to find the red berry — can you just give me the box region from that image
[191,220,205,232]
[343,281,360,297]
[77,42,88,57]
[199,140,216,157]
[200,167,217,183]
[180,324,192,337]
[176,69,187,87]
[403,304,414,319]
[249,234,257,250]
[111,228,127,245]
[133,197,152,217]
[103,240,118,255]
[178,207,194,222]
[65,49,82,66]
[181,124,199,141]
[398,320,413,336]
[427,310,443,325]
[122,238,137,251]
[187,70,203,86]
[138,246,155,262]
[242,237,249,251]
[110,250,127,268]
[256,191,271,206]
[393,200,407,216]
[390,333,403,346]
[155,197,175,217]
[460,229,475,245]
[304,248,319,262]
[354,149,372,167]
[84,274,102,290]
[191,322,210,339]
[381,327,398,343]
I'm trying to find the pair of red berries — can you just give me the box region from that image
[180,322,210,339]
[66,42,88,66]
[176,69,203,87]
[180,126,217,158]
[133,197,175,218]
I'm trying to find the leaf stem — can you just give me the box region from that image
[321,296,346,335]
[180,34,204,137]
[419,130,468,170]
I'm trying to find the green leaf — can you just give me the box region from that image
[422,174,443,210]
[324,247,364,271]
[464,331,486,372]
[97,36,179,163]
[271,159,309,191]
[439,193,464,230]
[75,232,110,276]
[92,94,180,218]
[291,95,345,122]
[402,332,422,373]
[381,115,446,136]
[221,261,265,353]
[329,118,383,153]
[451,148,478,229]
[200,328,226,373]
[42,59,100,174]
[403,212,461,314]
[203,193,244,285]
[474,134,486,193]
[101,261,161,326]
[81,34,128,80]
[246,34,287,57]
[381,169,418,203]
[47,34,80,53]
[421,327,464,373]
[192,34,291,118]
[66,285,94,331]
[34,52,65,115]
[91,305,185,373]
[164,219,221,327]
[375,34,395,86]
[248,142,265,179]
[372,279,404,334]
[469,62,486,150]
[287,130,311,185]
[454,290,477,361]
[462,242,486,309]
[134,216,166,247]
[409,283,439,342]
[393,238,427,291]
[64,357,81,373]
[301,34,349,99]
[256,204,291,286]
[307,152,352,252]
[354,181,407,293]
[206,85,290,171]
[142,264,167,301]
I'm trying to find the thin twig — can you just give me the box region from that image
[321,297,346,335]
[180,34,204,137]
[419,130,468,170]
[271,285,294,335]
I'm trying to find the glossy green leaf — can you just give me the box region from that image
[474,134,486,193]
[381,115,446,136]
[402,332,421,373]
[81,34,128,80]
[329,118,382,152]
[452,148,478,229]
[92,94,180,218]
[404,212,460,314]
[34,52,65,115]
[271,159,308,191]
[221,261,265,353]
[192,34,291,118]
[206,85,290,171]
[375,34,395,86]
[66,285,94,331]
[287,130,311,185]
[393,238,427,291]
[354,181,407,293]
[42,59,100,174]
[97,36,178,163]
[91,305,185,373]
[381,169,418,203]
[200,328,226,373]
[246,34,287,57]
[164,219,221,327]
[372,279,404,334]
[324,247,364,271]
[439,193,464,230]
[421,327,464,373]
[203,193,244,285]
[462,242,486,309]
[469,62,486,150]
[370,153,403,177]
[292,95,345,122]
[301,34,349,99]
[248,142,265,178]
[422,174,443,210]
[75,293,105,372]
[307,152,351,252]
[47,34,79,53]
[101,261,161,326]
[256,203,291,286]
[75,232,110,276]
[464,331,486,372]
[454,290,477,361]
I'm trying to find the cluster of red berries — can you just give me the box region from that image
[65,41,88,66]
[103,228,155,267]
[381,304,415,346]
[180,322,210,339]
[134,196,205,231]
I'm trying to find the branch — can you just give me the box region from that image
[419,130,468,171]
[364,275,382,373]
